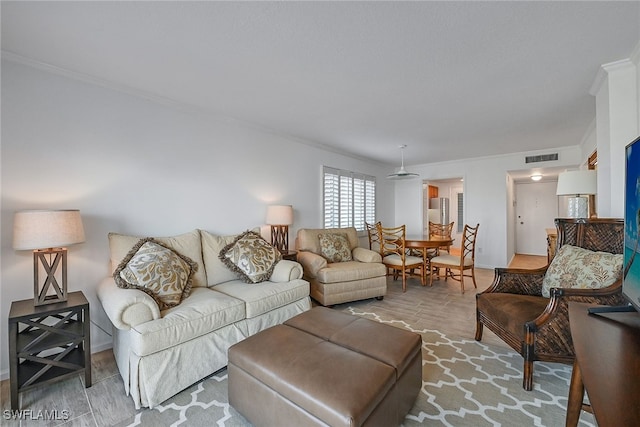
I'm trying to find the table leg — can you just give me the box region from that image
[9,321,18,410]
[565,359,584,427]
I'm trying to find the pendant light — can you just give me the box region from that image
[387,145,420,180]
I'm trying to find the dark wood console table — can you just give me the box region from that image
[566,302,640,427]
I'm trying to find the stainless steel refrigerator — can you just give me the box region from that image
[429,197,450,225]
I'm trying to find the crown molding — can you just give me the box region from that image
[589,58,635,96]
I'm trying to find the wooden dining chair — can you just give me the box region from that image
[365,221,382,252]
[428,221,455,254]
[378,224,424,291]
[429,223,479,293]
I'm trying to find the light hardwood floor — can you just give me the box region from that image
[1,260,546,425]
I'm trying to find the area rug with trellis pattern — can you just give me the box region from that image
[121,307,595,427]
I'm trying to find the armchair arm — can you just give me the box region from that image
[480,266,548,296]
[97,277,161,330]
[352,247,382,263]
[526,280,625,356]
[296,251,327,278]
[269,260,303,282]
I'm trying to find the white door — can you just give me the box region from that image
[515,181,558,255]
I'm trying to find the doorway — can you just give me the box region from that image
[515,181,558,255]
[423,178,464,244]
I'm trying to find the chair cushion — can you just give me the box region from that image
[296,228,359,255]
[130,287,246,356]
[382,254,422,267]
[114,238,197,310]
[541,245,623,298]
[213,278,309,318]
[318,233,353,263]
[430,253,473,267]
[476,293,550,340]
[316,261,387,284]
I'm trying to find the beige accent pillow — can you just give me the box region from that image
[318,233,353,263]
[200,228,260,286]
[541,245,623,298]
[219,230,282,283]
[108,230,206,287]
[114,238,197,310]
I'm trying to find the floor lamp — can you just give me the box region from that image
[266,205,293,253]
[13,210,86,306]
[556,170,597,218]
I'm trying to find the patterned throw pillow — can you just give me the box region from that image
[318,233,353,263]
[114,238,197,310]
[541,245,623,298]
[219,231,282,283]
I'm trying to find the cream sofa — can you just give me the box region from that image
[296,227,387,306]
[97,229,311,409]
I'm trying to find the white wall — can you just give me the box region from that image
[394,147,583,269]
[591,52,640,217]
[0,59,395,378]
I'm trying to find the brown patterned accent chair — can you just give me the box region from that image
[475,218,626,390]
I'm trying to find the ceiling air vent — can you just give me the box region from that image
[525,153,558,163]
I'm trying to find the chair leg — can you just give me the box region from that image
[523,360,534,391]
[474,320,483,341]
[460,271,465,294]
[471,267,477,289]
[401,270,407,292]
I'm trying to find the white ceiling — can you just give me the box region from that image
[2,1,639,167]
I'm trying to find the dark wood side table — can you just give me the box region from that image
[8,291,91,410]
[280,250,298,261]
[566,302,640,427]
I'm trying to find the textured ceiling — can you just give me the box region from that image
[2,1,639,167]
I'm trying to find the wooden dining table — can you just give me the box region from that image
[405,235,454,285]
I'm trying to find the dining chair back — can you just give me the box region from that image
[428,221,455,254]
[429,223,480,293]
[379,224,424,291]
[365,221,382,253]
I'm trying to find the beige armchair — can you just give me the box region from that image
[296,227,387,306]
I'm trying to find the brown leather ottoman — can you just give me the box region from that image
[228,307,422,426]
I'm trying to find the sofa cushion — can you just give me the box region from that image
[114,238,197,310]
[129,287,246,356]
[316,261,387,284]
[219,231,282,283]
[213,278,309,318]
[541,245,623,298]
[109,229,207,288]
[318,233,353,263]
[200,228,261,286]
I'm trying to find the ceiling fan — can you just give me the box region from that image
[387,145,420,180]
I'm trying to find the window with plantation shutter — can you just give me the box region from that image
[323,166,376,231]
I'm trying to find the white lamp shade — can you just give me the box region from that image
[556,170,597,196]
[265,205,293,225]
[13,210,85,250]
